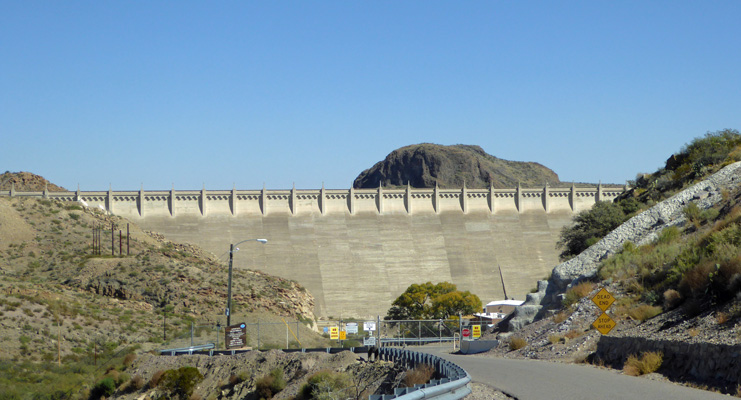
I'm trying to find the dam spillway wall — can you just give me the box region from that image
[6,184,623,318]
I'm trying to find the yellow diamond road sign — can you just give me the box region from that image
[592,312,616,335]
[591,287,616,311]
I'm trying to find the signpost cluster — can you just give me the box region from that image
[591,287,617,334]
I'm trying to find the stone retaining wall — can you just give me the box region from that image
[596,335,741,386]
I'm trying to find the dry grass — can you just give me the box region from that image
[627,304,662,322]
[564,330,581,340]
[404,364,435,387]
[509,337,527,351]
[548,335,563,345]
[562,282,596,307]
[623,352,663,376]
[553,311,569,324]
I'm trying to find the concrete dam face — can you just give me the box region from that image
[10,184,622,318]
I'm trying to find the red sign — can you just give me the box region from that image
[462,328,470,337]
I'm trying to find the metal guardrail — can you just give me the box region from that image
[158,343,215,356]
[369,347,470,400]
[158,345,471,400]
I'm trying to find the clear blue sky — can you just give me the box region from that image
[2,1,740,190]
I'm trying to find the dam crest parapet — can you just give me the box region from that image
[4,183,625,218]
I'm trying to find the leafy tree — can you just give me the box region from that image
[557,201,627,261]
[385,282,481,320]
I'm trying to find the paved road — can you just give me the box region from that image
[412,346,730,400]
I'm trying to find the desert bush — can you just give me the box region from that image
[663,289,682,309]
[122,353,136,367]
[562,282,595,307]
[89,377,115,400]
[684,203,701,224]
[564,330,581,340]
[403,364,435,387]
[126,375,145,392]
[552,311,569,324]
[627,304,662,322]
[160,367,204,400]
[255,368,287,400]
[657,226,681,244]
[298,370,352,400]
[548,335,563,345]
[508,337,527,351]
[623,352,663,376]
[149,370,166,388]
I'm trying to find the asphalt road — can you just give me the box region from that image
[412,346,731,400]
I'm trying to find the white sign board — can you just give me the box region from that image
[364,337,376,346]
[364,321,376,331]
[346,323,358,334]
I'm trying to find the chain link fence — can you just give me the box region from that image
[159,318,472,352]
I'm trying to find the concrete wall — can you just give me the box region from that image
[5,184,622,319]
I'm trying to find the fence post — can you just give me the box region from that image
[257,321,260,350]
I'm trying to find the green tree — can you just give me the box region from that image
[385,282,482,320]
[557,201,627,261]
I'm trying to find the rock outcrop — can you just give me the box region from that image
[508,161,741,330]
[353,143,560,189]
[0,171,67,192]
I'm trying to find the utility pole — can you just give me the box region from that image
[227,244,234,327]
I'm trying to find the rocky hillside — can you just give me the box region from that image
[353,143,560,189]
[0,194,326,398]
[0,171,67,192]
[493,130,741,394]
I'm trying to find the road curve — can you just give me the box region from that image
[412,346,730,400]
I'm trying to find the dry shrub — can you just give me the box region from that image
[255,368,286,399]
[123,353,137,367]
[564,330,581,340]
[404,364,435,387]
[679,260,716,297]
[548,335,563,345]
[562,282,595,307]
[663,289,682,309]
[627,304,662,322]
[509,337,527,351]
[716,312,729,325]
[623,352,663,376]
[149,370,166,388]
[129,375,145,391]
[553,311,569,324]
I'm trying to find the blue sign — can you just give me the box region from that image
[323,327,329,333]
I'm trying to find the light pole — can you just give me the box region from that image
[227,238,267,327]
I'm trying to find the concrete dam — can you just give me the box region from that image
[8,183,623,318]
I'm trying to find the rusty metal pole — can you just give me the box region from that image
[111,223,114,256]
[127,224,130,255]
[119,230,122,256]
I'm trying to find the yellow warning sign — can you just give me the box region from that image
[592,312,616,334]
[340,331,346,340]
[591,288,616,311]
[472,325,481,339]
[330,327,339,340]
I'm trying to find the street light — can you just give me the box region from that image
[227,238,267,326]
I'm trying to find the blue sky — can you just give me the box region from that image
[2,1,740,190]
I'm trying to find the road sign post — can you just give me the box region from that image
[591,288,617,334]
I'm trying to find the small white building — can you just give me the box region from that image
[475,299,525,324]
